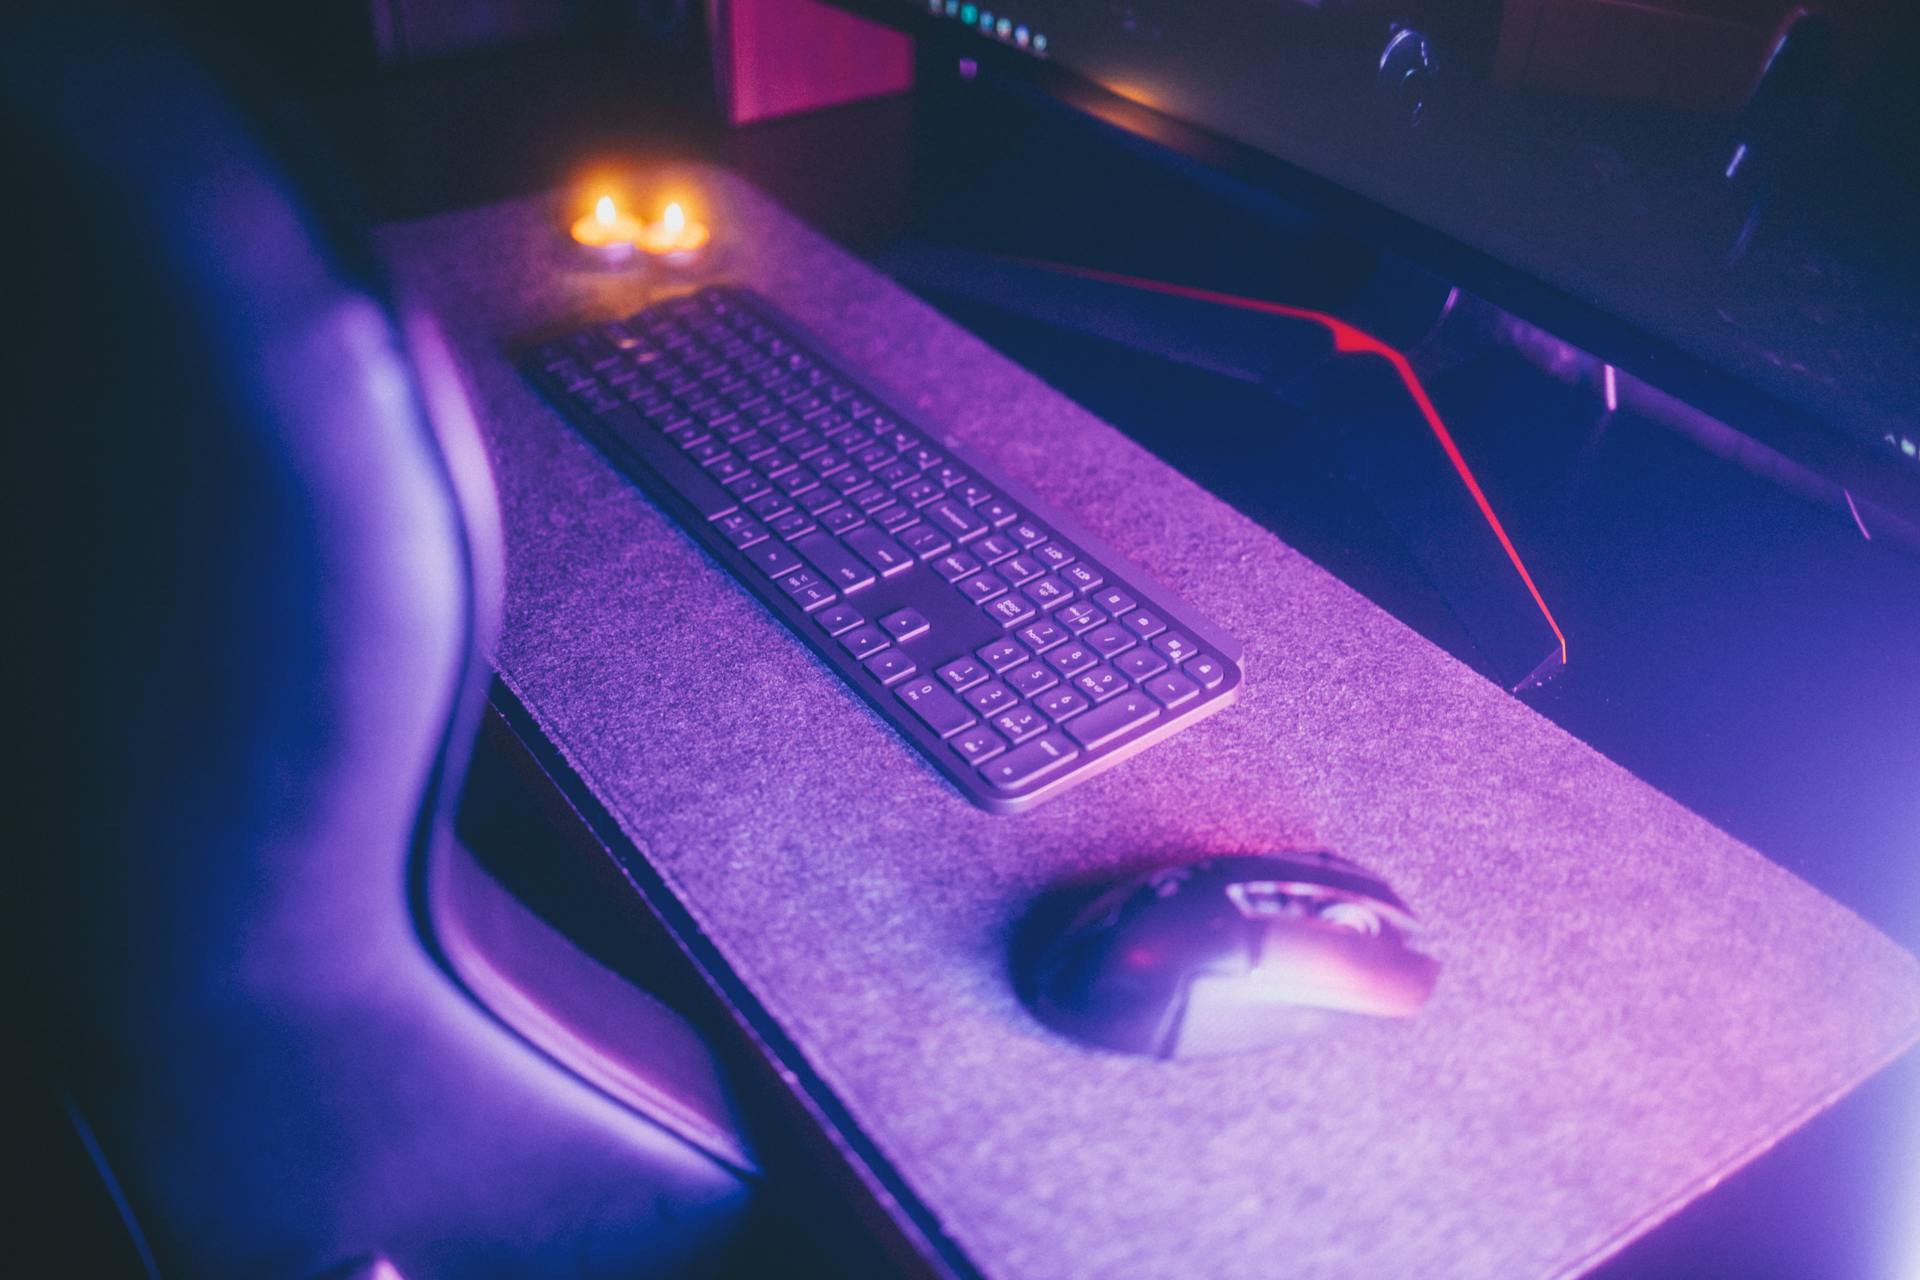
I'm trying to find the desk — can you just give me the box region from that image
[381,169,1920,1279]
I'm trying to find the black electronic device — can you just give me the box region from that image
[523,285,1246,813]
[869,0,1920,522]
[1019,853,1440,1058]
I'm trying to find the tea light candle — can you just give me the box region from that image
[636,201,711,267]
[570,195,643,264]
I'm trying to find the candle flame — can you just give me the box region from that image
[662,202,686,235]
[595,196,616,227]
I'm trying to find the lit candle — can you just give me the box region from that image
[570,195,643,264]
[636,201,711,266]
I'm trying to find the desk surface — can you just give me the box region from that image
[381,169,1920,1280]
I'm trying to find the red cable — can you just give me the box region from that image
[1011,258,1569,669]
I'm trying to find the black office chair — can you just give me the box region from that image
[5,7,757,1276]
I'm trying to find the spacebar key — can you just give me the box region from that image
[794,532,877,593]
[598,407,738,520]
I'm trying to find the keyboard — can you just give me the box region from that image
[522,286,1244,813]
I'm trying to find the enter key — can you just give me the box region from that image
[1062,689,1160,752]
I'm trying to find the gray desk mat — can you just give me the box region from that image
[381,170,1920,1280]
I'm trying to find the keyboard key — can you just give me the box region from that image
[873,504,920,534]
[897,678,976,740]
[975,535,1018,565]
[795,533,876,593]
[1184,654,1227,689]
[879,607,931,642]
[798,482,841,510]
[724,472,772,501]
[1092,587,1136,616]
[1010,520,1049,547]
[1034,685,1089,721]
[991,706,1047,744]
[789,581,837,611]
[1045,642,1097,678]
[1018,620,1069,653]
[1121,609,1167,640]
[899,478,943,507]
[1006,661,1059,698]
[1024,575,1073,608]
[1053,602,1105,633]
[978,499,1019,527]
[979,732,1080,791]
[839,626,891,661]
[709,455,751,483]
[976,638,1030,672]
[1085,623,1136,659]
[1063,690,1160,751]
[864,649,918,687]
[776,567,823,594]
[1072,665,1127,703]
[936,657,989,693]
[1154,632,1200,664]
[898,524,953,559]
[1116,647,1169,680]
[744,541,801,577]
[956,573,1006,605]
[820,506,865,535]
[998,555,1044,586]
[1032,541,1075,569]
[1143,670,1200,709]
[932,551,982,582]
[769,511,816,541]
[984,594,1038,628]
[815,604,864,636]
[924,499,988,542]
[845,526,916,577]
[953,481,995,507]
[748,492,792,520]
[775,468,820,497]
[950,726,1008,765]
[830,466,873,494]
[964,681,1018,718]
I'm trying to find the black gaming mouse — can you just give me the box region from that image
[1019,853,1440,1058]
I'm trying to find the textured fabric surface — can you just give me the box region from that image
[381,171,1920,1280]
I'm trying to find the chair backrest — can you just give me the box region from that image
[4,7,749,1276]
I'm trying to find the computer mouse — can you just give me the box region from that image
[1019,852,1440,1058]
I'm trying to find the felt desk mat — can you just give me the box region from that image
[380,171,1920,1280]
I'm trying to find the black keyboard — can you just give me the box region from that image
[523,286,1244,813]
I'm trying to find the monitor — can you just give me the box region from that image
[868,0,1920,515]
